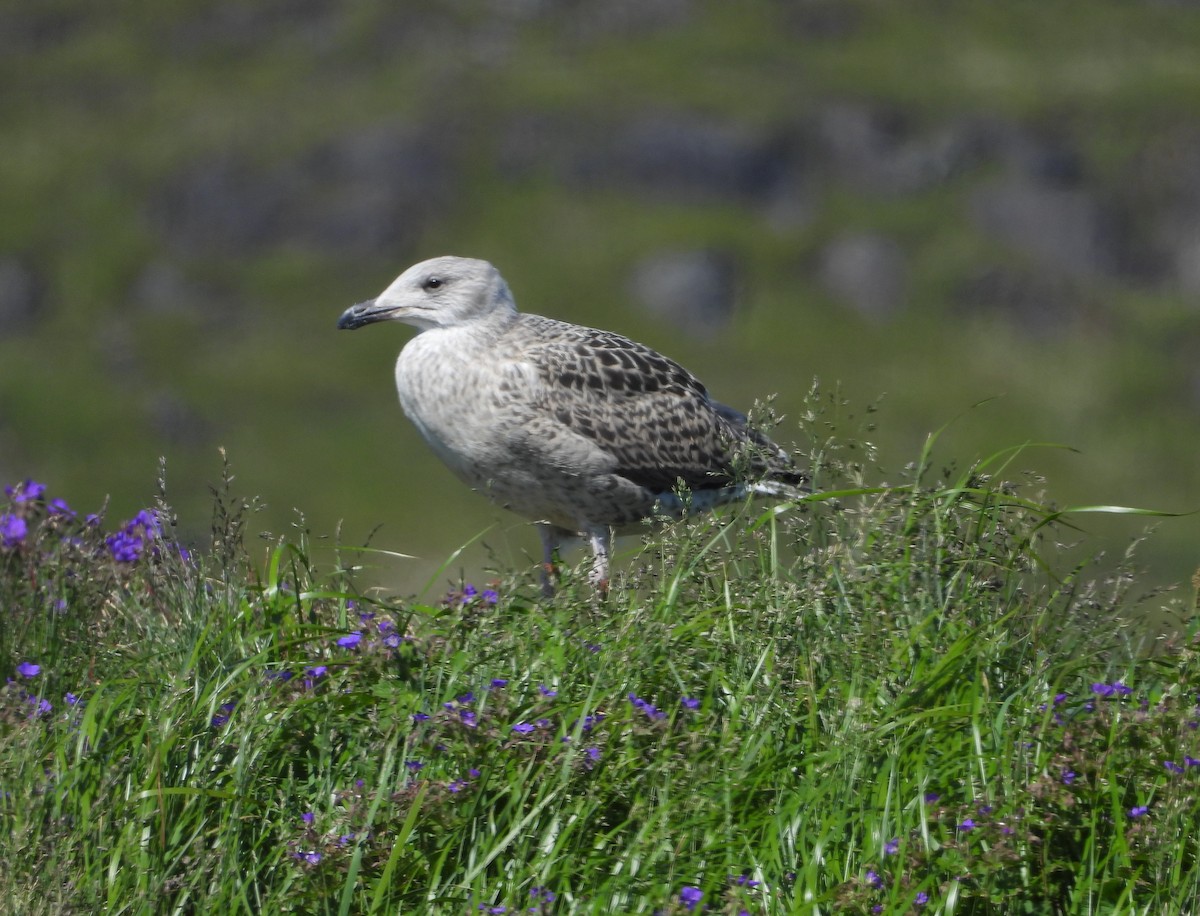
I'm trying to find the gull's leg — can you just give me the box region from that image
[585,525,612,597]
[537,523,565,598]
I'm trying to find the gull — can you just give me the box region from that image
[337,256,807,593]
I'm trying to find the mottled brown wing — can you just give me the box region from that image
[518,316,784,494]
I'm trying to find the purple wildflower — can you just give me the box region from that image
[460,709,478,727]
[301,812,315,824]
[682,697,701,709]
[65,692,80,706]
[27,696,52,716]
[1128,805,1149,819]
[336,631,362,649]
[303,852,321,864]
[512,722,535,734]
[924,792,940,804]
[628,693,666,720]
[412,712,430,723]
[490,678,508,688]
[482,588,499,604]
[958,818,976,831]
[383,632,402,648]
[405,760,424,772]
[539,685,557,697]
[6,480,45,502]
[0,514,26,549]
[1062,769,1076,785]
[16,661,40,678]
[47,498,74,517]
[106,530,142,563]
[1164,760,1184,774]
[884,837,900,855]
[1185,756,1200,768]
[679,886,703,911]
[866,869,883,888]
[468,768,481,778]
[915,891,929,906]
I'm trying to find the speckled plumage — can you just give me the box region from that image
[338,256,806,591]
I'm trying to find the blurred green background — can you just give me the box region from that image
[1,1,1197,596]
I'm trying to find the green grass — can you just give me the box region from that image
[4,0,1200,595]
[3,418,1199,914]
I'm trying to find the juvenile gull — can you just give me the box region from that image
[337,256,807,592]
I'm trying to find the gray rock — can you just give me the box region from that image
[164,0,341,58]
[0,256,45,333]
[1120,126,1200,293]
[969,178,1123,280]
[551,0,694,40]
[0,8,87,55]
[129,261,208,316]
[500,111,797,207]
[149,120,454,256]
[148,153,292,254]
[299,121,454,252]
[817,233,907,320]
[627,249,739,338]
[598,113,793,204]
[813,103,986,195]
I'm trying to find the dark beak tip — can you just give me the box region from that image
[337,299,382,331]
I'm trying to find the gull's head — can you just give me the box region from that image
[337,256,516,333]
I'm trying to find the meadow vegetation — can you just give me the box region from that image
[2,399,1198,914]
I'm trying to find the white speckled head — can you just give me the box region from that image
[337,256,516,332]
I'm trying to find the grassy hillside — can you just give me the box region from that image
[1,1,1198,595]
[2,431,1198,912]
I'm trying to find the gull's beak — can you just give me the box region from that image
[337,299,394,330]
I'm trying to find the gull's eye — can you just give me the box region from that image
[422,276,443,291]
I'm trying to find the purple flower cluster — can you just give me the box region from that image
[679,885,704,911]
[628,693,667,721]
[528,886,556,912]
[1,479,83,551]
[0,513,27,549]
[5,479,45,503]
[447,583,501,608]
[105,509,162,563]
[7,659,86,721]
